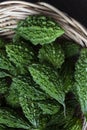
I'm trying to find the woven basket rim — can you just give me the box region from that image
[0,0,87,47]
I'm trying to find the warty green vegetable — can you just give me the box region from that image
[38,43,65,68]
[48,107,74,128]
[6,82,20,108]
[12,75,48,101]
[59,58,75,93]
[38,101,60,115]
[47,101,82,130]
[63,118,82,130]
[0,108,30,129]
[19,90,49,130]
[16,15,64,45]
[11,76,50,129]
[0,50,18,76]
[0,78,10,95]
[61,42,81,58]
[19,97,41,129]
[6,43,34,74]
[29,64,65,107]
[0,50,14,72]
[75,48,87,119]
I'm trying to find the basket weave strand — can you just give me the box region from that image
[0,1,87,46]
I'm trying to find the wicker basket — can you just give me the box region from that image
[0,1,87,130]
[0,1,87,47]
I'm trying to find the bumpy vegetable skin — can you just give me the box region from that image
[38,43,65,68]
[6,43,34,74]
[0,50,14,72]
[11,76,48,128]
[0,78,10,95]
[13,76,48,101]
[61,42,81,58]
[6,82,19,108]
[59,58,75,93]
[29,64,65,106]
[75,48,87,118]
[38,101,60,115]
[0,108,30,129]
[16,15,64,45]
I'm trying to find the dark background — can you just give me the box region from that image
[1,0,87,28]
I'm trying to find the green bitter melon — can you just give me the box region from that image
[0,108,30,129]
[29,64,65,107]
[75,48,87,119]
[6,43,34,74]
[38,42,65,68]
[6,82,20,108]
[16,15,64,45]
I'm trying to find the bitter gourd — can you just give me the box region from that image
[0,50,14,72]
[12,76,51,129]
[0,70,11,78]
[48,103,82,130]
[0,78,10,94]
[75,48,87,118]
[6,75,48,127]
[19,91,49,129]
[6,43,34,74]
[61,42,81,58]
[48,107,74,128]
[38,101,60,115]
[29,64,65,107]
[12,75,48,101]
[19,97,41,129]
[16,15,64,45]
[0,50,18,76]
[0,108,30,129]
[63,118,82,130]
[38,43,65,68]
[59,58,75,93]
[6,82,20,108]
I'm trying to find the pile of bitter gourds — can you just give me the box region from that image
[0,15,86,130]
